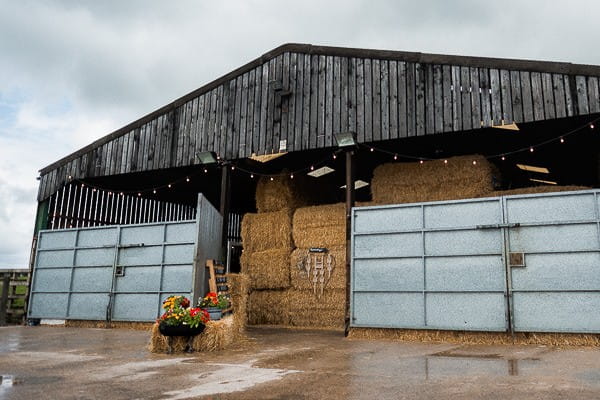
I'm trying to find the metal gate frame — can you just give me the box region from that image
[350,189,600,334]
[28,194,222,322]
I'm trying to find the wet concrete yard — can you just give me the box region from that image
[1,325,600,399]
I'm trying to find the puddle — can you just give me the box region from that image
[0,375,15,388]
[431,349,503,359]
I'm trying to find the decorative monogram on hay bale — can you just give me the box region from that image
[296,248,336,299]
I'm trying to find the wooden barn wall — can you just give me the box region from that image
[38,52,600,201]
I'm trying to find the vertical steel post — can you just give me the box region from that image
[344,150,355,336]
[0,273,9,326]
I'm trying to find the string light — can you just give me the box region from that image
[591,124,595,129]
[186,177,190,182]
[419,160,424,164]
[231,165,235,170]
[137,193,141,197]
[393,154,398,160]
[250,174,254,178]
[270,177,274,181]
[333,154,337,159]
[560,137,565,143]
[529,147,534,152]
[168,184,172,188]
[444,159,448,164]
[153,189,157,194]
[310,166,314,171]
[290,173,294,179]
[472,160,477,165]
[204,168,208,173]
[370,147,374,152]
[501,156,506,161]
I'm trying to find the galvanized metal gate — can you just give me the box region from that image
[28,194,222,322]
[350,190,600,333]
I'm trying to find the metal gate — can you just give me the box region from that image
[28,194,222,322]
[350,190,600,333]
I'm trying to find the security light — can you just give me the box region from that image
[196,151,218,164]
[307,166,335,178]
[334,132,357,148]
[340,180,369,189]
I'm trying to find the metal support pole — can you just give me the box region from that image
[0,273,9,326]
[344,150,355,336]
[220,165,231,258]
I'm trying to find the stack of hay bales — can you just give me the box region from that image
[242,176,301,326]
[371,155,496,205]
[287,203,348,329]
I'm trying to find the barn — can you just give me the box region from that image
[28,43,600,339]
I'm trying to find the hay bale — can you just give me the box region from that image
[255,175,311,213]
[348,328,600,347]
[247,289,291,326]
[288,308,345,329]
[240,248,291,290]
[290,246,347,290]
[284,289,346,329]
[228,273,249,330]
[371,155,495,205]
[485,185,590,197]
[292,203,347,248]
[241,210,293,253]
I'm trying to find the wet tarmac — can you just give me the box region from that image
[1,325,599,399]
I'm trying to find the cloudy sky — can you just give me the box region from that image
[1,0,600,269]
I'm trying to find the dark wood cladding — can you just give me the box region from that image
[38,44,600,201]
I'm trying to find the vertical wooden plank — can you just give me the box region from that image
[425,64,435,134]
[406,62,416,137]
[302,55,311,150]
[187,99,197,164]
[259,62,269,154]
[293,54,304,152]
[348,58,357,134]
[380,60,390,141]
[552,74,567,119]
[182,101,193,166]
[152,116,163,169]
[433,64,444,133]
[587,76,599,113]
[531,72,545,121]
[215,86,226,158]
[451,66,461,131]
[309,55,319,149]
[253,65,263,155]
[371,59,381,141]
[480,68,492,128]
[520,71,534,122]
[489,69,502,125]
[324,55,334,147]
[364,59,373,142]
[397,62,407,137]
[415,63,426,136]
[389,60,398,139]
[470,67,481,129]
[333,56,341,140]
[231,77,241,159]
[442,65,453,132]
[201,92,211,156]
[237,75,247,158]
[356,58,365,143]
[565,75,576,117]
[194,95,204,157]
[340,56,349,133]
[104,141,113,176]
[221,82,232,160]
[114,135,124,174]
[510,71,523,123]
[576,76,589,116]
[246,69,256,157]
[272,55,284,152]
[175,106,185,167]
[541,73,556,120]
[317,55,326,148]
[266,58,276,153]
[499,70,513,124]
[210,89,219,155]
[460,67,472,131]
[148,118,158,170]
[281,53,290,151]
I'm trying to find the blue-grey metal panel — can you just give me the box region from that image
[352,292,424,328]
[425,256,505,291]
[114,266,161,292]
[36,250,74,268]
[38,231,77,249]
[164,244,195,264]
[508,224,597,253]
[162,265,194,292]
[351,198,507,332]
[118,246,163,266]
[71,267,113,292]
[29,293,69,318]
[68,293,110,320]
[120,225,164,245]
[354,205,422,233]
[353,258,423,292]
[424,200,501,229]
[512,292,600,332]
[112,294,159,321]
[32,268,72,292]
[75,248,115,266]
[426,293,507,330]
[505,192,596,223]
[77,227,117,247]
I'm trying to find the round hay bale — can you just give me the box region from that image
[290,246,347,290]
[241,210,293,253]
[292,203,347,248]
[240,248,291,290]
[371,155,496,205]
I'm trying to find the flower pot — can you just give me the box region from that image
[158,322,205,337]
[204,307,222,321]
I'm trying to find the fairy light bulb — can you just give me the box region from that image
[370,147,374,152]
[231,165,235,170]
[591,124,595,129]
[168,184,172,188]
[444,159,448,164]
[186,177,190,182]
[120,192,124,196]
[394,154,398,160]
[290,173,294,179]
[560,137,565,143]
[472,160,477,165]
[419,160,424,164]
[530,147,534,152]
[501,156,506,161]
[310,166,314,171]
[137,193,141,197]
[270,177,274,181]
[333,154,337,159]
[250,174,254,179]
[153,189,157,194]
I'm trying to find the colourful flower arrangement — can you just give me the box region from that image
[199,292,229,309]
[159,295,209,329]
